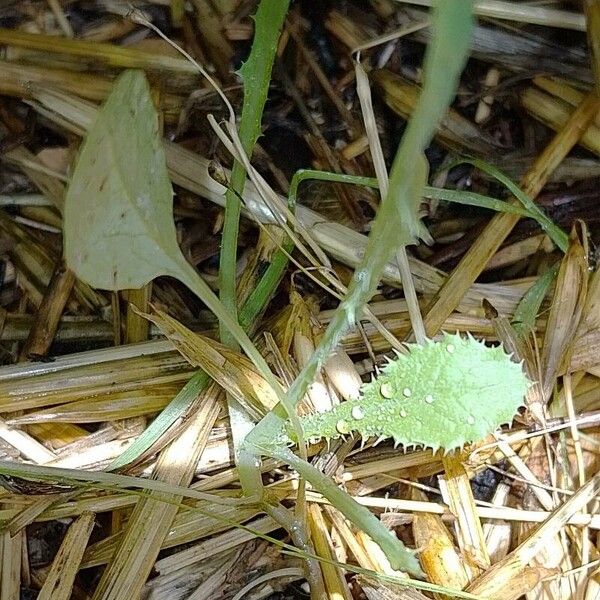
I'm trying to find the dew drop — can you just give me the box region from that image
[446,344,456,354]
[351,406,365,420]
[380,382,393,399]
[402,387,412,397]
[400,409,407,418]
[424,394,434,404]
[336,420,350,435]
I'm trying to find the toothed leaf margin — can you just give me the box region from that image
[286,333,529,452]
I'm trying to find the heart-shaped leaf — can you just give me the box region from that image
[63,69,282,398]
[65,69,182,289]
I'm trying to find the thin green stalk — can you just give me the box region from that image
[244,1,474,573]
[266,444,423,576]
[219,0,289,350]
[217,0,294,494]
[211,0,308,508]
[216,0,296,453]
[450,157,569,251]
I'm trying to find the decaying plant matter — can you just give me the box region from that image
[0,1,598,599]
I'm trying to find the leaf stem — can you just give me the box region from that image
[265,445,424,577]
[244,0,474,572]
[219,0,290,351]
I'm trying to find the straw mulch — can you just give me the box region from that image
[0,1,599,599]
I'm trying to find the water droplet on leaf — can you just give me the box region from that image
[351,406,365,420]
[380,382,393,398]
[336,420,350,434]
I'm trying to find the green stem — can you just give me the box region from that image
[449,157,569,251]
[265,445,423,577]
[245,0,475,572]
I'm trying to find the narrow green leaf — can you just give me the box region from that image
[424,187,532,217]
[512,264,559,338]
[451,157,569,252]
[214,4,299,555]
[288,169,534,218]
[108,372,208,471]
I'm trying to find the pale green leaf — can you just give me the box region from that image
[64,69,180,289]
[283,333,529,453]
[63,68,284,407]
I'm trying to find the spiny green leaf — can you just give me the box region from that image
[286,333,529,452]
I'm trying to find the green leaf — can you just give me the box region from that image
[512,265,558,338]
[284,333,529,453]
[450,157,569,252]
[424,187,533,217]
[64,70,180,289]
[388,1,474,246]
[63,69,284,407]
[245,1,475,576]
